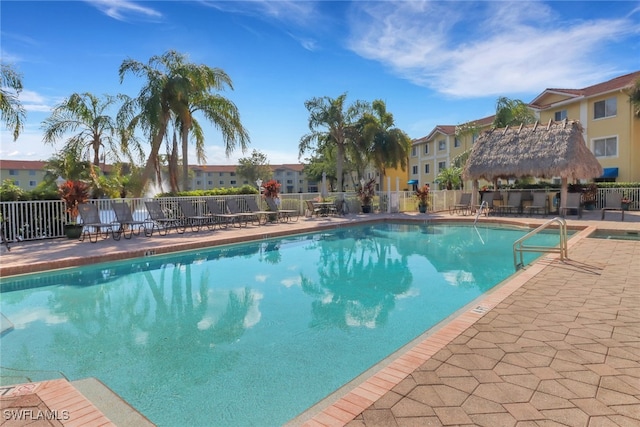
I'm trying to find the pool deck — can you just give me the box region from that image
[1,210,639,427]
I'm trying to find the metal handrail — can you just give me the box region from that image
[474,201,488,225]
[513,217,568,270]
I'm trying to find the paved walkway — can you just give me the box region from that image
[1,210,639,427]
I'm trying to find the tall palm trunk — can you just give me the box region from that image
[181,124,190,191]
[139,112,170,196]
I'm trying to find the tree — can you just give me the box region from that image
[628,77,640,117]
[358,99,411,188]
[42,145,92,183]
[236,149,273,187]
[42,92,121,166]
[436,166,463,190]
[493,96,536,128]
[299,93,369,193]
[119,50,250,195]
[0,63,26,141]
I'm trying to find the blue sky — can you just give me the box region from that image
[1,0,639,165]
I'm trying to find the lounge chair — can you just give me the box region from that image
[111,201,148,239]
[560,192,582,219]
[498,192,522,216]
[305,200,322,217]
[204,198,241,228]
[224,198,255,227]
[450,193,472,215]
[77,203,119,243]
[601,192,624,221]
[523,192,549,216]
[144,200,186,235]
[243,196,272,225]
[178,199,215,232]
[264,197,299,222]
[474,192,496,216]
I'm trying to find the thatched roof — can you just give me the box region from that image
[463,119,603,181]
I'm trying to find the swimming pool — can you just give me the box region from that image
[0,223,560,426]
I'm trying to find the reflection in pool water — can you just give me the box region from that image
[0,223,559,426]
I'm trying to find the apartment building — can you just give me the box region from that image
[529,70,640,182]
[0,160,48,190]
[408,71,640,189]
[408,116,495,189]
[188,163,312,193]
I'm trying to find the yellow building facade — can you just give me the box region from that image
[530,70,640,183]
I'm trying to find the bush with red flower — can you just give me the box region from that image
[262,179,281,199]
[59,180,89,223]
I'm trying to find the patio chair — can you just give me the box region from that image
[111,201,148,239]
[305,200,322,217]
[77,203,119,243]
[264,197,300,222]
[243,196,272,225]
[204,198,241,228]
[224,198,255,227]
[178,199,215,232]
[523,192,549,216]
[450,193,472,215]
[144,200,186,236]
[560,192,582,219]
[601,192,624,221]
[498,192,522,216]
[474,192,496,216]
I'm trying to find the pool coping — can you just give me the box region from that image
[287,225,597,426]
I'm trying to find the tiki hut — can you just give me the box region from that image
[463,119,603,211]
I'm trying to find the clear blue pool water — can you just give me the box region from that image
[0,223,561,426]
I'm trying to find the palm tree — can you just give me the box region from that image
[41,92,121,166]
[299,93,369,193]
[119,50,249,194]
[436,166,463,190]
[0,63,26,141]
[493,96,536,128]
[628,77,640,117]
[359,99,411,188]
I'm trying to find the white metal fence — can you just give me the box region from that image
[1,188,637,243]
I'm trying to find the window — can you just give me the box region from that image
[29,170,36,176]
[196,171,201,177]
[230,180,237,185]
[207,172,212,177]
[230,172,236,176]
[438,161,446,171]
[594,97,617,119]
[454,138,461,148]
[219,172,223,176]
[554,110,567,121]
[412,165,418,174]
[424,164,430,174]
[219,180,224,185]
[29,181,36,187]
[286,171,292,176]
[593,136,617,157]
[472,134,478,144]
[411,147,417,157]
[208,181,213,186]
[9,170,17,176]
[438,140,446,151]
[196,180,201,186]
[424,144,429,154]
[287,179,293,184]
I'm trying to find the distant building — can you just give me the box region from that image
[0,160,48,190]
[189,163,311,193]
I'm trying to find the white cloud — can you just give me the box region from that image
[347,1,639,97]
[84,0,163,21]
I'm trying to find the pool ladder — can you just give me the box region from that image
[513,217,568,270]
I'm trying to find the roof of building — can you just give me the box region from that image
[412,115,496,144]
[529,70,640,109]
[463,119,603,181]
[0,160,48,170]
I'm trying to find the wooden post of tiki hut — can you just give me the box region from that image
[463,119,603,214]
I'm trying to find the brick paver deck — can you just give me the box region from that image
[1,211,639,427]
